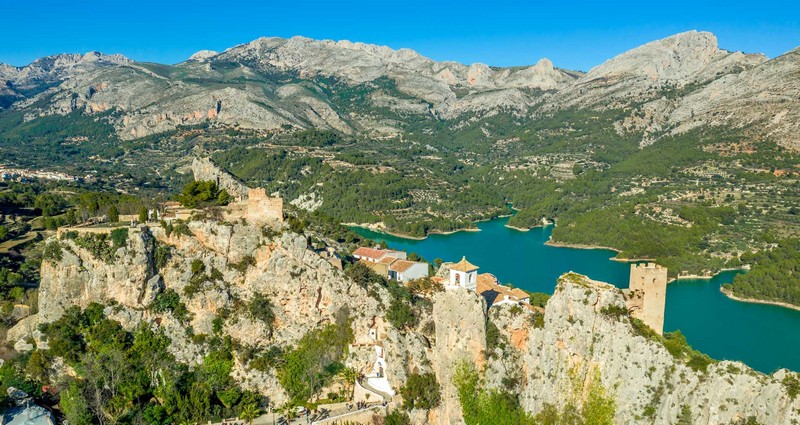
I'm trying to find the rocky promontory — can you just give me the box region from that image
[7,219,799,424]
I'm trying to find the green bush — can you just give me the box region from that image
[277,310,353,403]
[387,298,415,330]
[191,259,206,275]
[385,410,411,425]
[110,228,128,248]
[177,180,232,208]
[400,373,441,410]
[107,205,119,223]
[453,361,537,425]
[150,289,190,323]
[42,241,63,262]
[154,243,172,269]
[249,293,276,338]
[783,374,800,400]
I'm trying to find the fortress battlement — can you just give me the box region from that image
[631,262,666,271]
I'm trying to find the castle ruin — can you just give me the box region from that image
[245,188,283,225]
[625,262,668,335]
[191,156,284,225]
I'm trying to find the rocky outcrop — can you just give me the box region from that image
[5,31,799,148]
[7,216,799,423]
[0,51,131,93]
[37,227,157,323]
[510,273,800,424]
[190,156,250,199]
[9,220,386,405]
[431,289,487,425]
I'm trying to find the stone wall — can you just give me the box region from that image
[245,188,283,224]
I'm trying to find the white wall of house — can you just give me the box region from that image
[396,262,429,282]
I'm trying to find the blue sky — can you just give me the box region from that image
[3,0,799,71]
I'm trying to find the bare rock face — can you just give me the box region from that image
[3,31,800,149]
[667,48,800,150]
[587,31,724,82]
[551,30,768,110]
[0,51,131,92]
[37,227,156,323]
[10,220,387,400]
[188,50,218,62]
[3,35,577,138]
[191,157,250,199]
[512,273,800,424]
[431,289,487,425]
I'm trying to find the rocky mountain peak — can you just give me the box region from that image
[535,57,554,69]
[583,30,724,82]
[188,49,218,62]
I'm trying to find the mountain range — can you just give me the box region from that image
[1,30,798,150]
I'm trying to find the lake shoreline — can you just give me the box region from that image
[720,287,800,312]
[669,267,750,283]
[543,239,622,252]
[344,222,480,240]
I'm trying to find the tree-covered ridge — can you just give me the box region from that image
[725,239,800,306]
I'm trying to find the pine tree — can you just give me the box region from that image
[138,207,148,223]
[107,206,119,223]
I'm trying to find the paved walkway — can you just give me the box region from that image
[212,402,387,425]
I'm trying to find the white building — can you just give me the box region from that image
[354,246,428,283]
[388,259,429,283]
[448,256,479,290]
[353,247,406,263]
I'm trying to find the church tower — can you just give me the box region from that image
[448,257,479,290]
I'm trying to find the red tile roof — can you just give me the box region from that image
[353,247,387,260]
[450,256,479,272]
[389,259,418,273]
[476,273,529,305]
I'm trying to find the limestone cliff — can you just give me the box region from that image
[8,221,800,423]
[190,156,250,199]
[500,273,800,424]
[431,289,487,424]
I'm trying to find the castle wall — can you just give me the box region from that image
[627,263,667,335]
[245,188,284,224]
[191,158,284,226]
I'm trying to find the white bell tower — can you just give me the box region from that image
[448,256,479,290]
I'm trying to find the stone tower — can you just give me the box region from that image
[626,262,668,335]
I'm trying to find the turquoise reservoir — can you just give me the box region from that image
[352,216,800,373]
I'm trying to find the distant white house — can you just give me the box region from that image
[388,259,429,283]
[353,247,406,263]
[353,247,427,283]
